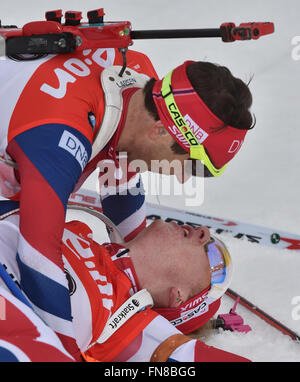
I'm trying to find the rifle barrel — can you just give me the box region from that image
[130,28,222,40]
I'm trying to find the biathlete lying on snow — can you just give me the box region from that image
[0,201,250,362]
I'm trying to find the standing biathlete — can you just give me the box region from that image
[0,47,254,360]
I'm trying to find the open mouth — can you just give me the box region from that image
[170,221,205,240]
[182,225,193,238]
[183,227,189,237]
[182,225,207,241]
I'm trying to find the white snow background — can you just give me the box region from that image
[1,0,300,362]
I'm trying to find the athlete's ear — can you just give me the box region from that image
[168,287,184,308]
[147,120,167,142]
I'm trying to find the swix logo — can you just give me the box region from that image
[180,293,208,312]
[167,125,189,149]
[58,130,89,170]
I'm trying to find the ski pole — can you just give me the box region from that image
[226,288,300,342]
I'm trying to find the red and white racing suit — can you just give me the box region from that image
[0,48,158,359]
[0,210,250,362]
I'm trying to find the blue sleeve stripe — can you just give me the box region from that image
[14,124,91,208]
[16,253,72,321]
[101,191,145,226]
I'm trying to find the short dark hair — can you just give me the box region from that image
[186,61,254,131]
[143,61,254,155]
[143,77,159,121]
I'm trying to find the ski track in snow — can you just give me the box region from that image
[2,0,300,362]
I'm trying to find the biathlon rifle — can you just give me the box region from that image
[0,8,275,75]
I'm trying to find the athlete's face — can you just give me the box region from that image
[129,219,212,303]
[126,126,190,183]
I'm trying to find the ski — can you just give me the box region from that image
[225,288,300,342]
[68,189,300,251]
[146,202,300,251]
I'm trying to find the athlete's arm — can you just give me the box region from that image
[6,123,92,361]
[99,153,146,242]
[0,287,75,362]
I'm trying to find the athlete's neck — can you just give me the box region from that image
[116,88,155,156]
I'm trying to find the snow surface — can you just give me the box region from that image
[2,0,300,362]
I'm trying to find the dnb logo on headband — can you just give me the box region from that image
[168,114,209,149]
[153,61,250,174]
[185,114,209,143]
